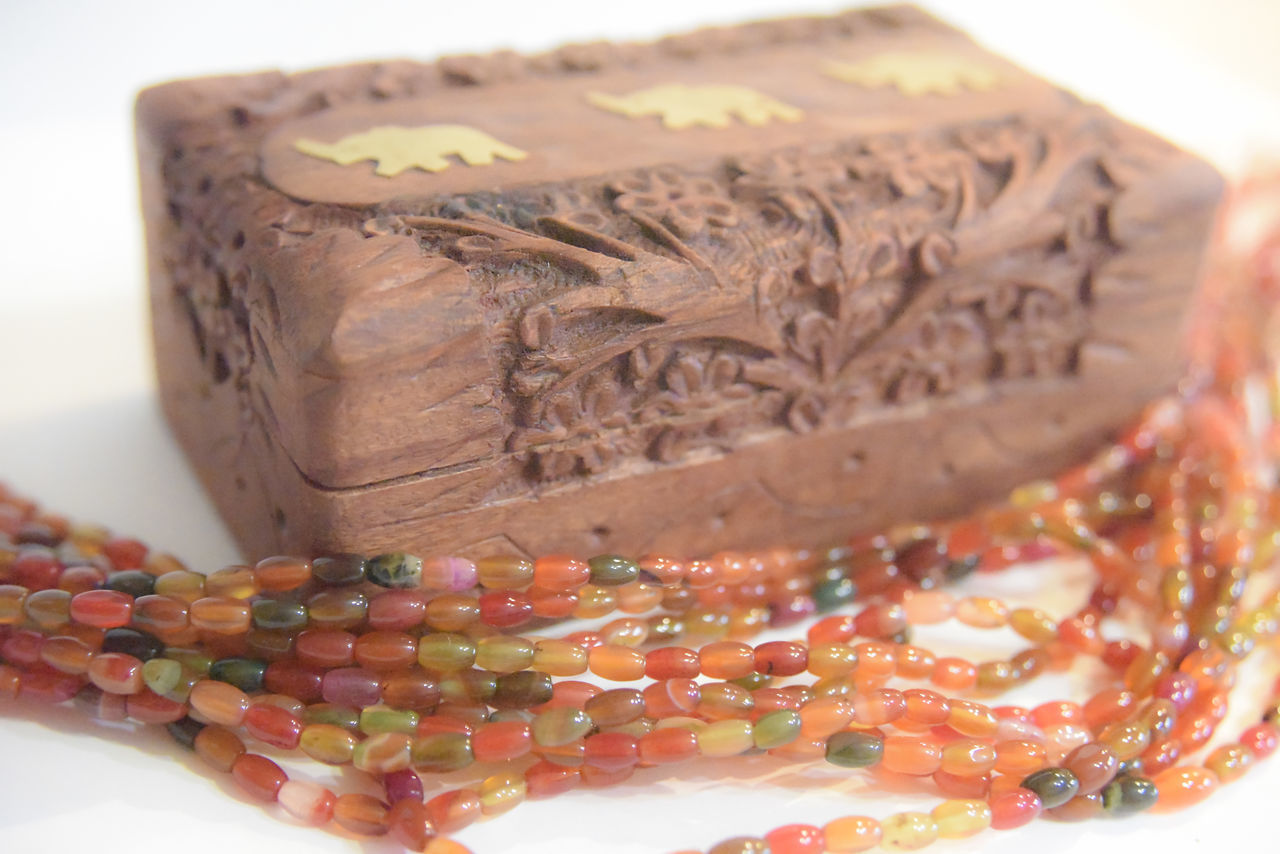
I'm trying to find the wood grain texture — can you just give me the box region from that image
[136,5,1222,560]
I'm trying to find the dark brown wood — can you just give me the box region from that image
[137,5,1222,560]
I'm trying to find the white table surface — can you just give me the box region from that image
[2,1,1279,851]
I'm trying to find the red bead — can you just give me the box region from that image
[765,824,825,854]
[425,790,481,834]
[231,753,287,801]
[126,690,186,724]
[478,591,533,628]
[989,788,1042,830]
[295,629,356,669]
[102,537,148,571]
[754,641,809,676]
[645,647,700,680]
[13,549,61,590]
[263,661,324,703]
[584,732,640,772]
[70,590,133,628]
[2,628,45,666]
[1241,723,1279,758]
[471,721,533,763]
[638,727,699,764]
[525,760,581,798]
[388,799,435,850]
[17,670,81,703]
[87,652,144,694]
[244,702,303,749]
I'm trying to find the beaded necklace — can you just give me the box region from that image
[2,173,1279,854]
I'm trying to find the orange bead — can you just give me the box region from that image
[854,642,895,677]
[205,565,259,599]
[799,696,854,738]
[588,644,646,681]
[532,555,591,591]
[700,641,755,680]
[638,727,699,764]
[231,753,287,801]
[823,816,881,852]
[895,646,936,680]
[40,635,95,674]
[881,736,942,776]
[425,790,480,833]
[193,725,245,772]
[189,679,249,726]
[189,596,251,634]
[87,652,144,695]
[947,700,998,738]
[333,793,390,836]
[355,631,418,671]
[253,556,312,593]
[940,739,997,777]
[1152,766,1219,811]
[994,739,1048,775]
[932,658,978,691]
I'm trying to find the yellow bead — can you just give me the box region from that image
[697,720,754,758]
[532,639,588,676]
[879,812,938,851]
[931,799,991,839]
[478,771,526,815]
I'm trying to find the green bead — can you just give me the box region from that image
[1101,775,1158,815]
[105,570,156,598]
[475,636,536,674]
[492,671,554,709]
[303,702,361,731]
[814,577,857,611]
[312,553,367,586]
[945,555,980,582]
[730,672,772,691]
[417,633,477,672]
[752,709,802,750]
[208,657,267,692]
[367,552,423,588]
[165,717,204,749]
[532,707,593,747]
[586,555,639,587]
[251,599,308,631]
[411,732,474,772]
[360,704,420,735]
[825,731,884,768]
[488,709,533,724]
[439,669,498,704]
[165,648,211,674]
[1021,767,1080,809]
[142,658,182,696]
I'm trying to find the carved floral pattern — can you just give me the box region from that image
[608,169,739,239]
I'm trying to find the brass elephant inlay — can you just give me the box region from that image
[294,125,528,177]
[824,52,999,96]
[586,84,804,130]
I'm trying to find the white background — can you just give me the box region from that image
[1,1,1279,852]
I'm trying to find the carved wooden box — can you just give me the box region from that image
[138,5,1221,560]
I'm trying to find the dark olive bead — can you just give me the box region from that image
[312,554,367,587]
[1115,757,1144,777]
[208,657,268,693]
[106,570,156,598]
[586,555,639,587]
[813,577,856,612]
[1101,775,1159,815]
[944,555,980,582]
[167,716,206,749]
[1021,767,1080,809]
[102,627,165,661]
[730,672,772,691]
[491,671,554,709]
[439,670,498,704]
[251,599,309,631]
[366,553,423,588]
[825,731,884,768]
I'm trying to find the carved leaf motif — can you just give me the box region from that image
[519,305,555,349]
[793,311,835,366]
[629,342,670,383]
[786,391,826,433]
[916,231,955,277]
[707,353,741,389]
[665,355,706,398]
[803,246,840,288]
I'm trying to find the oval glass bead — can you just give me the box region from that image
[231,753,287,802]
[322,667,382,708]
[250,598,307,632]
[589,645,646,681]
[244,702,303,750]
[278,780,336,826]
[1021,767,1080,808]
[153,570,205,604]
[296,629,356,669]
[189,679,249,726]
[367,553,423,589]
[823,816,881,852]
[189,597,251,634]
[252,556,311,592]
[70,589,133,628]
[355,631,418,671]
[1101,774,1159,814]
[532,555,590,591]
[478,771,527,815]
[474,636,535,674]
[638,727,699,764]
[473,720,533,763]
[1152,766,1218,811]
[105,570,156,598]
[360,704,420,735]
[698,720,754,758]
[587,555,639,587]
[24,588,71,628]
[353,732,413,774]
[532,707,592,747]
[753,709,802,750]
[1063,743,1118,794]
[333,793,390,835]
[412,732,474,773]
[420,555,477,591]
[879,812,938,851]
[311,554,366,587]
[306,589,368,629]
[193,725,244,772]
[87,652,144,695]
[931,799,990,839]
[133,594,190,634]
[208,657,267,692]
[205,565,258,600]
[301,723,358,764]
[40,635,94,675]
[367,589,427,631]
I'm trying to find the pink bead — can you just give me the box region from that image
[1154,672,1197,711]
[420,556,477,592]
[1241,723,1279,758]
[367,590,427,632]
[384,769,424,804]
[278,780,336,825]
[322,667,382,708]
